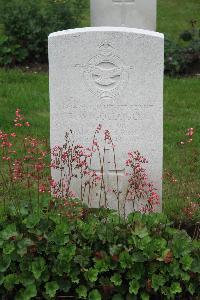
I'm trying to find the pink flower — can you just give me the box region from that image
[2,156,11,161]
[10,133,16,137]
[39,184,46,193]
[50,179,57,188]
[35,163,45,172]
[126,159,131,166]
[15,123,22,127]
[15,109,21,117]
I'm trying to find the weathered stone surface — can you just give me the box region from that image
[48,27,164,214]
[90,0,157,31]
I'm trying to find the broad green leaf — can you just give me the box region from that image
[86,268,98,282]
[31,257,46,279]
[17,238,34,256]
[45,281,59,298]
[4,274,19,291]
[191,256,200,273]
[49,223,70,246]
[129,279,139,295]
[3,242,15,255]
[16,284,37,300]
[19,207,29,217]
[111,273,122,286]
[180,255,193,271]
[137,236,152,251]
[188,283,195,295]
[127,263,145,281]
[1,224,18,240]
[19,272,35,287]
[141,292,150,300]
[95,258,110,272]
[152,274,166,291]
[69,268,80,284]
[76,285,87,299]
[75,254,90,268]
[168,260,181,277]
[172,234,191,258]
[88,289,102,300]
[58,244,76,262]
[133,226,149,239]
[57,278,71,293]
[131,252,146,263]
[180,271,190,281]
[0,255,11,272]
[119,251,132,269]
[127,212,143,224]
[170,282,182,294]
[23,214,40,229]
[153,239,168,254]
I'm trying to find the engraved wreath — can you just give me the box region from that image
[84,41,129,100]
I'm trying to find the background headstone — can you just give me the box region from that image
[90,0,157,31]
[48,27,164,214]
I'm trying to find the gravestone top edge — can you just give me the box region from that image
[48,27,164,40]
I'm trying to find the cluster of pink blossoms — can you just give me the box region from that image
[0,130,17,161]
[1,110,51,195]
[50,137,102,201]
[179,127,195,145]
[125,151,160,213]
[14,108,30,127]
[1,112,160,215]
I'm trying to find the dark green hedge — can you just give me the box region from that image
[0,0,88,65]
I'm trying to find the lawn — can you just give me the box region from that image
[0,68,199,221]
[157,0,200,39]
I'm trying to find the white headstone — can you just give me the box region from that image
[48,27,164,215]
[90,0,157,31]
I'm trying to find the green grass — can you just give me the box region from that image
[0,69,49,138]
[0,68,199,221]
[163,78,200,220]
[157,0,200,39]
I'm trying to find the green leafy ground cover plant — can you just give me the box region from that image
[0,208,199,299]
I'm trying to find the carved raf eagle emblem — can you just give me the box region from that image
[84,41,129,100]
